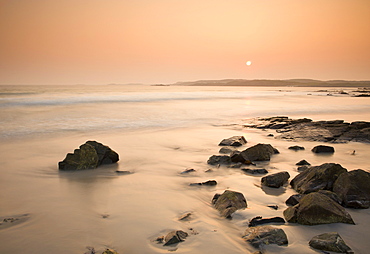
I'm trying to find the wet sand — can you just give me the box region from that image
[1,122,370,253]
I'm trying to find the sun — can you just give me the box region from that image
[246,61,252,66]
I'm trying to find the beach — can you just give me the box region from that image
[1,84,370,253]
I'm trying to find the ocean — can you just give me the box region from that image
[1,84,370,253]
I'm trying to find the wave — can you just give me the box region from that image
[0,91,262,108]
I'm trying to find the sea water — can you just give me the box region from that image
[0,84,370,254]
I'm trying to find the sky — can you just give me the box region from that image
[1,0,369,85]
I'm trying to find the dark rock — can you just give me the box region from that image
[219,147,237,154]
[248,216,285,227]
[239,143,279,162]
[283,192,355,225]
[312,145,335,153]
[261,171,290,188]
[309,232,353,253]
[189,180,217,186]
[58,141,119,170]
[290,163,347,194]
[102,249,119,254]
[241,168,268,175]
[267,134,274,137]
[230,151,248,164]
[207,155,232,165]
[163,230,188,246]
[178,212,192,221]
[288,145,305,151]
[229,162,243,168]
[213,190,247,218]
[84,246,96,254]
[181,168,196,174]
[285,194,303,206]
[267,205,278,210]
[115,170,131,174]
[219,136,247,147]
[296,159,311,166]
[333,169,370,208]
[242,226,288,248]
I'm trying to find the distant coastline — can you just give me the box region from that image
[172,79,370,87]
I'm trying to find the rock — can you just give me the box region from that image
[267,205,279,210]
[317,190,342,204]
[242,226,288,248]
[288,145,305,151]
[297,165,309,172]
[84,246,96,254]
[178,212,192,221]
[290,163,347,194]
[102,249,119,254]
[219,147,237,154]
[115,170,131,174]
[163,230,188,246]
[261,171,290,188]
[189,180,217,186]
[230,151,253,164]
[248,216,285,227]
[207,155,232,165]
[239,143,279,162]
[283,192,355,225]
[241,168,268,175]
[311,145,335,153]
[267,134,274,137]
[229,162,243,168]
[285,194,303,206]
[58,141,119,170]
[333,169,370,208]
[213,190,247,218]
[309,232,353,253]
[181,168,196,174]
[296,159,311,166]
[219,136,247,147]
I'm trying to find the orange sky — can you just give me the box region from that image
[1,0,369,85]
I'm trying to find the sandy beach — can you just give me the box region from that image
[1,85,370,254]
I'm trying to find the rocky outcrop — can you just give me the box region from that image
[242,226,288,248]
[239,143,279,162]
[309,232,353,253]
[58,141,119,170]
[243,116,370,143]
[290,163,347,194]
[333,169,370,208]
[283,192,355,225]
[219,136,247,146]
[212,190,247,218]
[261,171,290,188]
[311,145,335,153]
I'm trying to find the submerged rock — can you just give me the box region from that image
[248,216,285,227]
[219,136,247,147]
[219,147,237,154]
[58,141,119,170]
[261,172,290,188]
[212,190,247,218]
[239,143,279,162]
[243,226,288,248]
[312,145,335,153]
[241,168,268,175]
[102,249,119,254]
[333,169,370,208]
[163,230,188,246]
[309,232,353,253]
[189,180,217,186]
[288,145,305,151]
[295,159,311,166]
[290,163,347,194]
[283,192,355,225]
